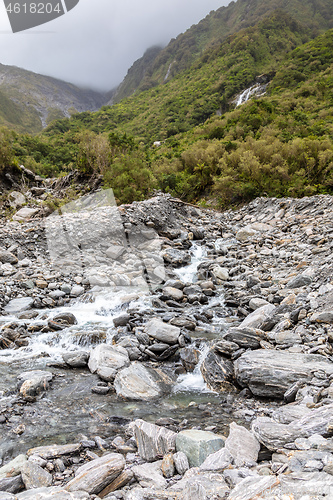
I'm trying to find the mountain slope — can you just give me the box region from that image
[114,0,333,101]
[0,64,108,133]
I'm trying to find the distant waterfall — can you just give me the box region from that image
[235,83,268,106]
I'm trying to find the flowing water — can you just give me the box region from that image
[0,242,233,463]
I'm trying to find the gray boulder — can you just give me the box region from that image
[234,350,333,398]
[114,362,174,400]
[176,430,225,467]
[132,419,176,462]
[144,318,180,344]
[88,344,130,381]
[200,349,235,392]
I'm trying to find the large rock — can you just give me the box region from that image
[132,419,176,462]
[234,350,333,398]
[228,475,279,500]
[18,370,53,399]
[311,310,333,324]
[21,462,52,489]
[27,443,81,460]
[224,327,268,349]
[4,298,34,314]
[114,362,174,400]
[162,248,190,266]
[65,453,125,494]
[252,403,333,451]
[199,447,233,471]
[170,468,229,498]
[176,430,225,467]
[224,422,260,466]
[0,455,27,480]
[16,486,90,499]
[88,344,130,381]
[238,304,276,329]
[144,318,180,344]
[200,349,235,392]
[236,223,272,242]
[131,461,167,489]
[8,191,26,209]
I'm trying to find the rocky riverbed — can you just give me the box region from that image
[0,191,333,499]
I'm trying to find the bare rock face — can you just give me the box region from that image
[88,344,130,381]
[114,361,174,401]
[132,419,176,462]
[234,350,333,398]
[65,453,125,494]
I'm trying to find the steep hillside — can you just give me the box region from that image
[45,11,310,141]
[114,0,333,101]
[0,64,108,133]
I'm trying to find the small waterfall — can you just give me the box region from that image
[174,243,207,284]
[235,83,268,107]
[173,343,213,393]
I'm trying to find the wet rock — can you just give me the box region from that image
[200,349,235,392]
[234,350,333,398]
[144,318,180,344]
[113,313,130,327]
[27,443,82,460]
[88,344,130,381]
[179,347,200,372]
[18,370,53,400]
[114,362,174,400]
[4,298,34,314]
[65,453,125,494]
[161,287,184,301]
[225,422,260,467]
[63,351,89,368]
[224,327,267,349]
[162,248,189,266]
[52,312,78,326]
[176,430,225,467]
[132,419,176,462]
[21,462,52,489]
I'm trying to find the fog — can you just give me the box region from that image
[0,0,230,91]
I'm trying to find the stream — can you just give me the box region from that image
[0,242,240,464]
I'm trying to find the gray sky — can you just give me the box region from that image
[0,0,230,92]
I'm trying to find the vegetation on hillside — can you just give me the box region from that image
[1,10,333,208]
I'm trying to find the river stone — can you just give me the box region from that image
[18,370,53,399]
[311,310,333,324]
[212,266,229,281]
[199,447,233,471]
[0,455,27,480]
[132,461,167,489]
[173,452,189,475]
[163,286,184,301]
[113,313,130,327]
[13,208,39,221]
[132,419,176,462]
[8,191,26,209]
[144,318,180,344]
[234,350,333,398]
[228,475,279,500]
[21,462,52,489]
[17,487,90,499]
[200,349,235,392]
[224,327,267,349]
[238,304,276,329]
[249,298,270,310]
[65,453,125,494]
[279,471,333,498]
[98,469,134,497]
[114,362,174,401]
[52,312,77,326]
[286,273,312,289]
[0,475,24,494]
[225,422,260,466]
[170,468,229,498]
[176,430,225,467]
[4,298,34,314]
[0,249,18,264]
[88,344,130,381]
[27,443,82,459]
[62,351,89,368]
[162,248,189,266]
[106,245,126,260]
[252,403,333,451]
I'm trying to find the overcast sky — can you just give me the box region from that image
[0,0,230,92]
